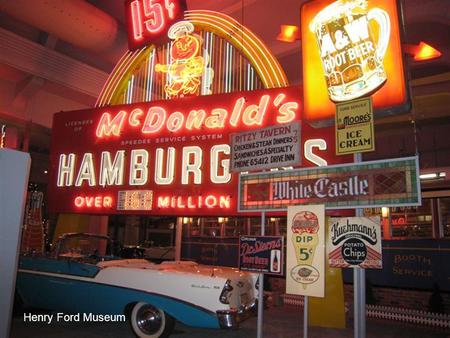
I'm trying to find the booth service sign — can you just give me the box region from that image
[231,121,301,172]
[239,236,284,276]
[286,205,325,298]
[328,217,382,269]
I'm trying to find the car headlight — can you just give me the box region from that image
[219,279,233,304]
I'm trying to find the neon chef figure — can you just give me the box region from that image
[156,21,213,98]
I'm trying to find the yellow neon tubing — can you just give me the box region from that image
[96,10,288,106]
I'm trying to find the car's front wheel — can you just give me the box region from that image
[130,302,175,338]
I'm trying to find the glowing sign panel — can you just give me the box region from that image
[238,156,421,212]
[155,21,213,98]
[48,86,351,216]
[310,0,390,102]
[94,94,298,137]
[117,190,153,211]
[125,0,187,50]
[74,195,113,209]
[301,0,409,121]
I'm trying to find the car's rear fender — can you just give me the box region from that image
[17,270,221,328]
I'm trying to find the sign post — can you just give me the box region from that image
[328,212,385,337]
[238,230,285,338]
[232,122,301,338]
[239,154,420,338]
[301,0,412,332]
[286,205,326,338]
[354,152,366,338]
[257,211,265,338]
[303,295,309,338]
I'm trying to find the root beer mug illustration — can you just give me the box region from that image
[310,0,391,102]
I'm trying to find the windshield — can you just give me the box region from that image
[58,235,111,259]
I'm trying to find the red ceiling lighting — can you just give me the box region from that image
[414,42,442,61]
[404,41,442,62]
[277,25,299,43]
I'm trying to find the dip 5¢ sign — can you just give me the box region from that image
[328,217,382,269]
[286,205,325,298]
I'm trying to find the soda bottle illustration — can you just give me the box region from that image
[271,250,280,273]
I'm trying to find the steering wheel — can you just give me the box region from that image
[88,249,99,260]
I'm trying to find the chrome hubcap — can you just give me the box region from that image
[136,304,163,335]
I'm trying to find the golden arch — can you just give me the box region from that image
[95,10,288,107]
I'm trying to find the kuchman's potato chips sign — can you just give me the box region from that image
[328,216,382,269]
[301,0,409,121]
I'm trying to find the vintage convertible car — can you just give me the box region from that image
[16,233,258,338]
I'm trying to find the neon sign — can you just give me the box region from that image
[57,146,230,188]
[95,93,298,138]
[301,0,409,121]
[74,195,113,209]
[48,86,352,216]
[155,21,213,98]
[157,195,231,209]
[310,0,391,102]
[125,0,187,50]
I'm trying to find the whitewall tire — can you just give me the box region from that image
[130,302,174,338]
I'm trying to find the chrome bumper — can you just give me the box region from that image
[217,300,257,329]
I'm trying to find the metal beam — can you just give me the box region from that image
[0,27,108,98]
